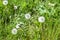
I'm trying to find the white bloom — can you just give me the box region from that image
[16,22,24,29]
[25,13,31,19]
[38,16,45,23]
[14,6,18,10]
[12,28,17,35]
[48,3,55,7]
[16,24,20,29]
[3,0,8,5]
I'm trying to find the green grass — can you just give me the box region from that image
[0,0,60,40]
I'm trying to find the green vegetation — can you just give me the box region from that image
[0,0,60,40]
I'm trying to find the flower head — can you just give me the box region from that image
[16,22,24,29]
[25,13,31,19]
[16,24,20,29]
[14,6,18,10]
[12,28,17,35]
[38,16,45,23]
[3,0,8,5]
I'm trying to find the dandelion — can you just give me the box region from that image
[14,6,18,10]
[16,24,20,29]
[3,0,8,5]
[25,13,31,19]
[38,16,45,23]
[12,28,17,35]
[16,22,24,29]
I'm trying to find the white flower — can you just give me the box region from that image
[16,22,24,29]
[16,24,20,29]
[38,16,45,23]
[14,6,18,10]
[25,13,31,19]
[12,28,17,35]
[48,3,55,7]
[3,0,8,5]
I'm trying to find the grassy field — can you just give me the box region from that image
[0,0,60,40]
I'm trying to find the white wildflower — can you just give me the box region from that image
[3,0,8,5]
[12,28,17,35]
[14,6,18,10]
[16,22,24,29]
[16,24,20,29]
[38,16,45,23]
[25,13,31,19]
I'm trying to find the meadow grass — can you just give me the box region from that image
[0,0,60,40]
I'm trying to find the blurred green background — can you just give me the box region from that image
[0,0,60,40]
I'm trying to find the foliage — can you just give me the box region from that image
[0,0,60,40]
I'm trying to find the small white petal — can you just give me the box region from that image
[3,0,8,5]
[14,6,18,10]
[12,28,17,34]
[25,13,31,19]
[38,16,45,23]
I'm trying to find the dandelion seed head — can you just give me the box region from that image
[3,0,8,5]
[38,16,45,23]
[25,13,31,19]
[12,28,17,35]
[16,24,20,29]
[14,6,18,10]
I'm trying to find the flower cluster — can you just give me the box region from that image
[11,22,24,35]
[3,0,56,36]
